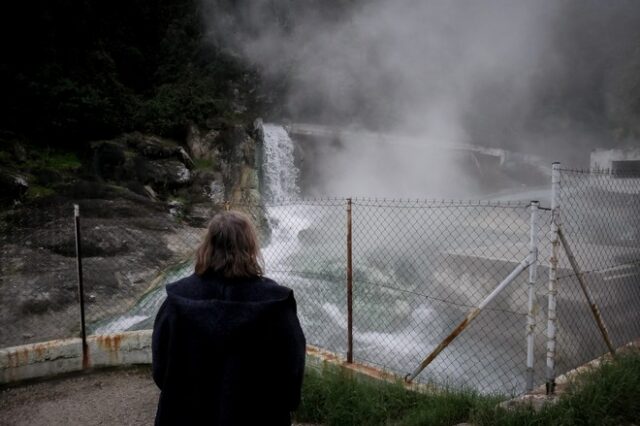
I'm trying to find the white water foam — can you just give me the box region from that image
[94,315,148,335]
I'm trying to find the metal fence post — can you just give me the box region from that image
[546,163,561,394]
[74,204,88,368]
[526,200,539,392]
[346,198,353,363]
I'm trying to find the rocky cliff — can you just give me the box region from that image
[0,120,269,347]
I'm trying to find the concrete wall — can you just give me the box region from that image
[1,332,351,386]
[1,332,398,388]
[0,331,152,384]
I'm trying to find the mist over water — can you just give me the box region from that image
[203,0,640,197]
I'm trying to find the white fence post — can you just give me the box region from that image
[526,200,539,392]
[546,162,561,394]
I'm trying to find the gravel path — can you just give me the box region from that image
[0,367,159,426]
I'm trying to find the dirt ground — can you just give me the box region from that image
[0,366,316,426]
[0,366,159,426]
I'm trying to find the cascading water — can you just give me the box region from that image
[261,123,300,201]
[259,124,350,356]
[260,124,308,263]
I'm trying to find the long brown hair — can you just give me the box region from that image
[195,211,264,278]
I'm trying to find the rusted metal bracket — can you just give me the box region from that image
[557,227,616,356]
[405,255,533,383]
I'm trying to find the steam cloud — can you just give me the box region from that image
[202,0,640,197]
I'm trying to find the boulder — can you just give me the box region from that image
[187,203,221,227]
[91,140,131,181]
[138,159,191,187]
[125,133,194,167]
[186,123,221,163]
[92,134,193,188]
[208,181,225,203]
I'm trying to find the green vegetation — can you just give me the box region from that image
[295,366,494,426]
[29,151,82,172]
[193,158,216,171]
[295,350,640,426]
[0,0,262,147]
[473,350,640,426]
[3,0,638,152]
[24,185,56,200]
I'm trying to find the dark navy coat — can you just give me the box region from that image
[152,272,306,425]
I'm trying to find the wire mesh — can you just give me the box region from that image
[349,199,539,393]
[0,197,560,394]
[0,200,78,347]
[553,168,640,375]
[254,199,348,356]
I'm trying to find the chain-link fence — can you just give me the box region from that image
[551,167,640,385]
[350,199,544,394]
[1,166,639,396]
[0,201,77,346]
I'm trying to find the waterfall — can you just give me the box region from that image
[261,124,300,200]
[260,123,309,262]
[258,125,348,364]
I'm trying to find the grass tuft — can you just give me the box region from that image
[31,151,82,171]
[295,366,489,426]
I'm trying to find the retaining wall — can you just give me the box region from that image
[0,331,152,384]
[0,332,392,386]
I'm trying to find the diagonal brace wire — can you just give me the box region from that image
[405,254,534,383]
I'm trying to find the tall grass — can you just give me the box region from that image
[294,349,640,426]
[295,366,497,426]
[471,349,640,426]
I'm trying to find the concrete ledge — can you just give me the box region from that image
[89,332,152,368]
[0,338,83,384]
[1,334,400,388]
[1,331,152,384]
[306,345,439,394]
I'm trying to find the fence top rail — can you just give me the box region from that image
[234,197,346,207]
[233,197,536,209]
[559,167,640,177]
[351,198,533,209]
